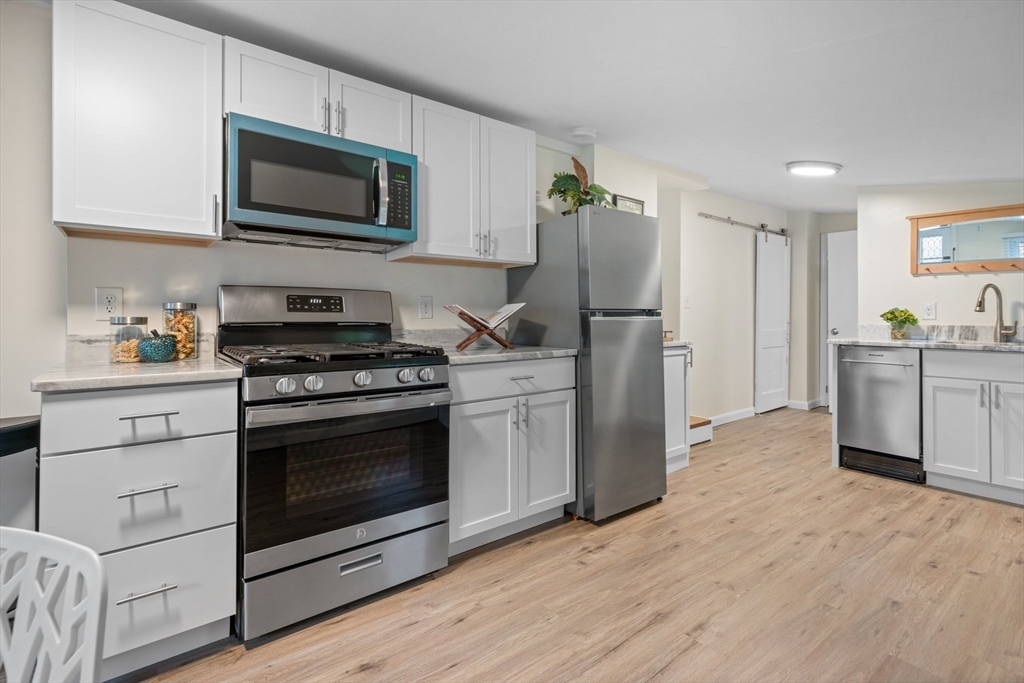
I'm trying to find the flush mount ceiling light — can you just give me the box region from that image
[786,160,843,176]
[571,127,598,143]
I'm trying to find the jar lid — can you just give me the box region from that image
[110,317,147,325]
[163,302,197,310]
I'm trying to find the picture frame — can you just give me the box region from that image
[613,194,645,215]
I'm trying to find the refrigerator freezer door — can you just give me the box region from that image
[579,207,662,311]
[579,313,667,520]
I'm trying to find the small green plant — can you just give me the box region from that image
[880,307,919,340]
[547,157,613,215]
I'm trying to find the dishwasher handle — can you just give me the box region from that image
[840,359,916,368]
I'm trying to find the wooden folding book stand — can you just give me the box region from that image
[453,310,515,352]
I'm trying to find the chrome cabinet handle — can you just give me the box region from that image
[994,384,1001,409]
[688,349,694,368]
[339,553,382,577]
[980,383,986,408]
[512,399,519,429]
[118,410,179,421]
[523,397,529,429]
[510,375,535,381]
[116,583,177,606]
[212,194,219,234]
[117,483,178,500]
[335,101,342,135]
[322,97,328,132]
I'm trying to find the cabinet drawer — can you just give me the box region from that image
[450,358,575,404]
[923,350,1024,383]
[41,382,236,456]
[102,525,235,658]
[40,433,236,554]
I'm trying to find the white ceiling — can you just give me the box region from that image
[130,0,1024,213]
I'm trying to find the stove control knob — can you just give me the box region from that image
[304,375,324,392]
[275,377,297,395]
[353,371,373,387]
[397,368,415,384]
[418,368,435,382]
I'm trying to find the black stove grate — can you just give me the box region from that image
[220,341,444,366]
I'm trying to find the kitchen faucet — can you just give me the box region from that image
[974,283,1018,342]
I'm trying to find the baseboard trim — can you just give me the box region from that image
[103,618,231,681]
[927,472,1024,506]
[667,451,689,473]
[448,506,566,557]
[711,408,755,426]
[689,424,712,445]
[787,398,823,411]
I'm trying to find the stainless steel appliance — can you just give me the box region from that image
[837,345,924,482]
[507,206,667,521]
[223,114,416,253]
[217,286,449,640]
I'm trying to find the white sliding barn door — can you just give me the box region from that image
[755,232,791,414]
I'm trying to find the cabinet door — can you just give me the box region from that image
[664,348,689,460]
[519,390,576,518]
[481,117,536,264]
[330,71,412,152]
[223,37,329,132]
[923,378,991,482]
[410,96,481,259]
[450,397,518,542]
[992,382,1024,490]
[53,0,222,237]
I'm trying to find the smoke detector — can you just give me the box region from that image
[570,127,598,143]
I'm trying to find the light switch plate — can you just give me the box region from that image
[921,302,936,320]
[418,295,433,319]
[95,287,123,321]
[684,294,691,309]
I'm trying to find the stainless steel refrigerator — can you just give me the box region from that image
[508,206,667,521]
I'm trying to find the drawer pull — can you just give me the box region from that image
[117,483,179,499]
[119,410,180,421]
[339,553,383,577]
[509,375,535,381]
[116,583,177,606]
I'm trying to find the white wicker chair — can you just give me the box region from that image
[0,527,107,683]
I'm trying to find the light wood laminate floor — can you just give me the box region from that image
[146,408,1024,683]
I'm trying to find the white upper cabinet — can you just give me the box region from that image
[991,382,1024,490]
[329,71,412,152]
[223,37,329,132]
[53,0,223,239]
[481,116,536,265]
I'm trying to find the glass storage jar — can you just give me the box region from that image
[163,302,198,360]
[110,317,148,363]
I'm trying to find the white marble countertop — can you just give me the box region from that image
[664,340,693,348]
[31,357,242,393]
[828,338,1024,353]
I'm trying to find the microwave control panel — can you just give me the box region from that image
[387,163,412,230]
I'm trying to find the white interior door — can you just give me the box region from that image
[755,232,791,414]
[821,230,858,406]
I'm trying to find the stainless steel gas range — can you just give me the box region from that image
[217,286,450,640]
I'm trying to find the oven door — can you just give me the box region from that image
[226,113,389,242]
[242,389,450,579]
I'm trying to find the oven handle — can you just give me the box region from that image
[245,389,452,428]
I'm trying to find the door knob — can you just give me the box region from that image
[831,328,839,335]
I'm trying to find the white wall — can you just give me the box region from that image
[858,183,1024,328]
[786,211,821,404]
[677,191,788,418]
[658,190,681,337]
[0,1,67,418]
[821,213,857,234]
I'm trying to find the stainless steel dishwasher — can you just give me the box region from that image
[837,345,924,482]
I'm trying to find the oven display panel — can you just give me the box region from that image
[286,295,344,312]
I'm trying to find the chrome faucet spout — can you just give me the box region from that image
[975,283,1017,342]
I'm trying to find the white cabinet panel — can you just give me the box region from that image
[40,434,236,554]
[481,117,536,264]
[53,0,222,237]
[450,397,518,541]
[330,71,411,152]
[519,390,576,517]
[923,377,990,483]
[664,347,689,461]
[102,525,235,657]
[449,357,575,405]
[992,382,1024,490]
[223,37,329,132]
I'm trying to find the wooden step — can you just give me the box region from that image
[690,415,711,429]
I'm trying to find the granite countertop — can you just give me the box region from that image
[828,338,1024,353]
[664,340,693,348]
[31,357,242,393]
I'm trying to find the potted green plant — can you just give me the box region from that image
[880,308,919,339]
[547,157,613,215]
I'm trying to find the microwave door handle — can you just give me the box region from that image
[376,158,389,226]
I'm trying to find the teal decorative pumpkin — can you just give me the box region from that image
[138,330,177,363]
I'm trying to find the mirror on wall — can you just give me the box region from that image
[909,204,1024,274]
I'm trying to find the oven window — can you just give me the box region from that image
[244,406,448,555]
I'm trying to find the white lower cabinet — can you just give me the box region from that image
[663,346,690,469]
[449,360,576,545]
[991,382,1024,490]
[923,377,990,482]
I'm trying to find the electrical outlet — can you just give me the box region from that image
[921,302,936,320]
[684,294,692,309]
[95,287,123,321]
[418,295,433,319]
